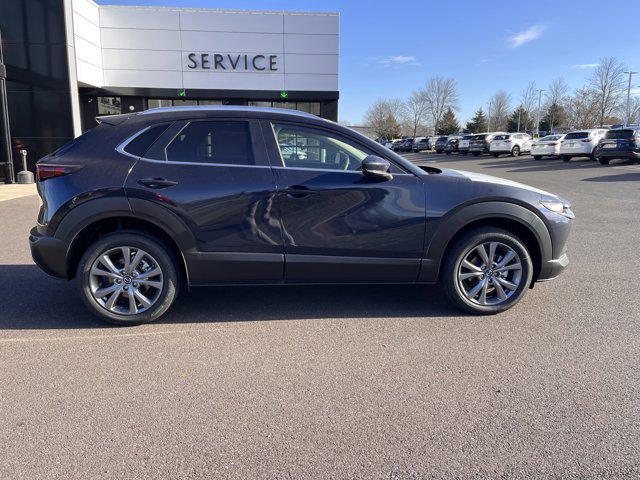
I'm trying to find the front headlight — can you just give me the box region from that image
[540,199,575,219]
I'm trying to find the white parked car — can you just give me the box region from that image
[384,138,401,149]
[469,132,507,156]
[531,134,566,159]
[457,134,475,155]
[559,129,607,161]
[489,133,533,157]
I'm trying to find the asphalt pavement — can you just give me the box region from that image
[1,152,639,479]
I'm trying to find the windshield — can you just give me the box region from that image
[474,135,488,140]
[565,132,589,140]
[605,129,635,139]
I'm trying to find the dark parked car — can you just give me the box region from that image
[412,137,429,152]
[434,136,448,153]
[397,138,414,152]
[30,106,573,325]
[596,127,640,165]
[444,135,463,154]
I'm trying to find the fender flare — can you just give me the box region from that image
[419,201,552,282]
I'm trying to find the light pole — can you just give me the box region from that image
[535,89,545,137]
[623,71,637,126]
[0,28,15,183]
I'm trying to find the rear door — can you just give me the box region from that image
[262,120,426,283]
[124,118,283,285]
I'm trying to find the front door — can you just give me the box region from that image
[124,118,283,284]
[265,121,426,283]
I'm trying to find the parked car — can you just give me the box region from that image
[389,139,404,151]
[385,138,400,149]
[489,133,533,157]
[444,135,464,154]
[434,136,449,153]
[412,137,429,152]
[469,132,506,156]
[559,129,607,161]
[531,134,566,160]
[457,135,475,155]
[595,126,640,165]
[30,106,573,324]
[398,138,415,152]
[428,136,439,150]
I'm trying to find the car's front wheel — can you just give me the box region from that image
[77,231,179,326]
[598,157,611,165]
[511,145,521,157]
[533,155,542,160]
[442,227,533,314]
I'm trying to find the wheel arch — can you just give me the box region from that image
[419,201,552,285]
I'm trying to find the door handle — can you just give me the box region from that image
[283,185,315,198]
[138,177,178,189]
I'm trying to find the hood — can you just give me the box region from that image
[443,168,560,198]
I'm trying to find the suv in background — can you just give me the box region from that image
[596,127,640,165]
[444,135,464,154]
[469,132,506,156]
[412,137,429,152]
[434,136,448,153]
[489,133,533,157]
[29,106,573,324]
[559,129,607,161]
[398,138,415,152]
[457,135,475,155]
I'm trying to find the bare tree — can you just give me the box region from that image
[423,77,459,134]
[589,57,627,126]
[629,96,640,125]
[401,89,429,139]
[519,81,537,130]
[565,87,599,129]
[363,98,403,140]
[544,77,569,130]
[488,90,511,131]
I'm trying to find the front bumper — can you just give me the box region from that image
[537,252,569,282]
[29,227,69,279]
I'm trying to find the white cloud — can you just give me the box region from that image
[571,63,600,69]
[372,55,420,67]
[508,24,546,48]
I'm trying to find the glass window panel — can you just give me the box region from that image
[123,124,171,157]
[172,99,198,106]
[148,99,172,109]
[97,97,121,115]
[165,121,254,166]
[248,101,273,108]
[198,100,223,105]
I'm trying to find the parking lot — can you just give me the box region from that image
[1,152,639,478]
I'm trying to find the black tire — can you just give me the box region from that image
[533,155,542,160]
[598,157,611,165]
[77,230,179,326]
[492,153,499,158]
[436,149,442,154]
[472,152,480,156]
[562,155,571,162]
[512,145,521,157]
[446,151,451,155]
[461,151,468,155]
[442,227,533,315]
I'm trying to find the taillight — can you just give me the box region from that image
[547,142,557,146]
[581,139,592,143]
[36,164,82,181]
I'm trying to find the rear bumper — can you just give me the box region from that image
[29,227,69,279]
[597,149,640,159]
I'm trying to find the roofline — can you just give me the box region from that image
[139,105,323,120]
[97,4,339,16]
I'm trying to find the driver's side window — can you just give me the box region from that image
[272,123,371,171]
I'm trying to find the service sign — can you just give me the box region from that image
[186,53,279,72]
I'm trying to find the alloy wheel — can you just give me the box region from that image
[89,246,164,315]
[457,241,523,306]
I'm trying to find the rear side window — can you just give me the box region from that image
[165,121,254,165]
[123,124,171,157]
[565,132,589,140]
[605,129,635,140]
[494,135,509,140]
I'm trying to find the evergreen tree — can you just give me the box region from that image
[437,107,460,134]
[542,102,567,132]
[464,108,487,133]
[506,106,531,132]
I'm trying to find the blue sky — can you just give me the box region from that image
[97,0,640,125]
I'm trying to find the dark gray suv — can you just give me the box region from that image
[30,106,573,325]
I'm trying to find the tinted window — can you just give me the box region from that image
[124,124,171,157]
[605,129,635,139]
[565,132,589,140]
[165,121,254,165]
[273,123,372,171]
[494,135,509,140]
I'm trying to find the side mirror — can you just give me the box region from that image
[362,155,393,180]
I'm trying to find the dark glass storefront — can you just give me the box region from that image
[0,0,77,178]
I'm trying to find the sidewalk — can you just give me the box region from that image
[0,183,37,202]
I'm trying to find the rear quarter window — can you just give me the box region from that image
[123,124,171,157]
[604,129,634,140]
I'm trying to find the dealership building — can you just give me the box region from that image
[0,0,339,180]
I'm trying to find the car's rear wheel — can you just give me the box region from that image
[598,157,611,165]
[511,145,521,157]
[533,155,542,160]
[442,227,533,314]
[492,153,499,157]
[472,152,480,156]
[562,155,571,162]
[77,231,179,326]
